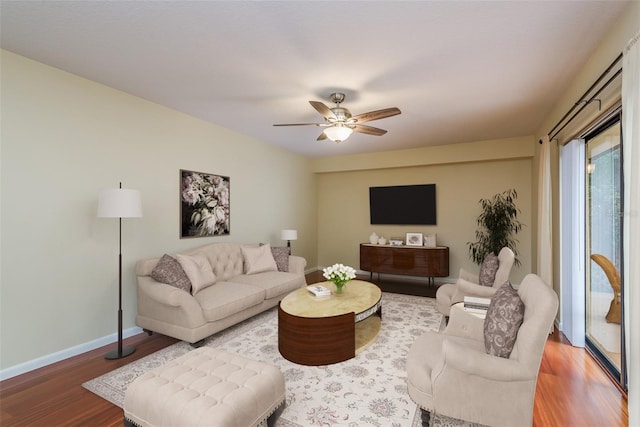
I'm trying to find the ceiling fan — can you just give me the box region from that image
[273,92,401,143]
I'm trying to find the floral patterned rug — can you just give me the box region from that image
[83,292,478,427]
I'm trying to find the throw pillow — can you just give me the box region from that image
[270,246,289,272]
[483,282,525,358]
[479,252,499,286]
[175,253,216,294]
[151,254,192,293]
[242,244,278,275]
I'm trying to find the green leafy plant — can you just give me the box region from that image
[468,189,523,266]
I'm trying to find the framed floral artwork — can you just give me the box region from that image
[180,169,230,238]
[405,232,423,246]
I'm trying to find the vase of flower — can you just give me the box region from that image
[322,263,357,296]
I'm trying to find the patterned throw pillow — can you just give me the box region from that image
[484,282,525,358]
[270,246,290,272]
[151,254,192,293]
[478,252,499,286]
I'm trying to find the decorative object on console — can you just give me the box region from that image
[405,232,423,246]
[423,233,437,248]
[97,182,143,360]
[281,229,298,254]
[180,169,230,238]
[322,263,357,294]
[389,237,404,246]
[369,231,379,244]
[377,236,387,245]
[468,188,523,266]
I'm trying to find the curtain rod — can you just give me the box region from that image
[546,52,623,141]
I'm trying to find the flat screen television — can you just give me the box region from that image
[369,184,436,225]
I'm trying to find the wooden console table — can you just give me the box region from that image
[360,244,449,285]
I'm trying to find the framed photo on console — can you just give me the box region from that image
[180,169,230,238]
[405,232,423,246]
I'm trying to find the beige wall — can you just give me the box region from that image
[0,50,317,371]
[313,136,535,284]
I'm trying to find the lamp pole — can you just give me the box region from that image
[99,182,140,360]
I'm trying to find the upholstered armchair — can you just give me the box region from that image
[407,274,558,427]
[436,247,515,316]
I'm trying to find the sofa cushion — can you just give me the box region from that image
[194,281,265,322]
[175,253,216,294]
[484,282,524,358]
[150,254,191,293]
[230,271,305,299]
[270,246,290,272]
[479,252,499,286]
[241,244,278,275]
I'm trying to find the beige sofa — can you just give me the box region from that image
[135,242,307,344]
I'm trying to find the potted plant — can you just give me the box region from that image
[468,189,523,266]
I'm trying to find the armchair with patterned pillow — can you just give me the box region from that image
[436,247,515,316]
[407,274,558,427]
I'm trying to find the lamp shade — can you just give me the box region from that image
[323,125,353,143]
[281,229,298,241]
[97,188,143,218]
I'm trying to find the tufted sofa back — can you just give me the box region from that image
[184,242,248,281]
[136,242,254,281]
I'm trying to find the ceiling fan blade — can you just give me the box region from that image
[353,124,387,136]
[351,107,401,123]
[273,123,323,127]
[309,101,337,120]
[317,132,328,141]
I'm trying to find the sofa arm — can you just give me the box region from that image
[450,277,498,305]
[457,278,499,299]
[137,277,206,328]
[459,268,479,284]
[444,306,486,341]
[288,255,307,275]
[138,277,196,307]
[440,339,534,382]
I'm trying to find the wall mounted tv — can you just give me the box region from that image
[369,184,436,225]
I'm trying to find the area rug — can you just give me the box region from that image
[84,293,479,427]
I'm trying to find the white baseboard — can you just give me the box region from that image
[0,326,143,381]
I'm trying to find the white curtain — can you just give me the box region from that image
[537,136,553,289]
[622,31,640,426]
[559,139,586,346]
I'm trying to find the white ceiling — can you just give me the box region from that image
[0,1,629,157]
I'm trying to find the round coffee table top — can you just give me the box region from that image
[280,280,382,319]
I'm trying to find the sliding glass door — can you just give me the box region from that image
[585,116,626,388]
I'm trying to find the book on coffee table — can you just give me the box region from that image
[307,285,331,298]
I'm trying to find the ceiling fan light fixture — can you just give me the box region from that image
[323,124,353,143]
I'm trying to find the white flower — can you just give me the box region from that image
[322,263,356,286]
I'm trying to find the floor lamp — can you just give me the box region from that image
[98,182,143,360]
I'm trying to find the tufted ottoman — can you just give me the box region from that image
[123,347,285,427]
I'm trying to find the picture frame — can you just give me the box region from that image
[405,232,423,246]
[423,233,437,248]
[180,169,230,238]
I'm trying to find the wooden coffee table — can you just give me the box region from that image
[278,280,382,365]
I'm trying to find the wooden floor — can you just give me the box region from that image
[0,272,628,426]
